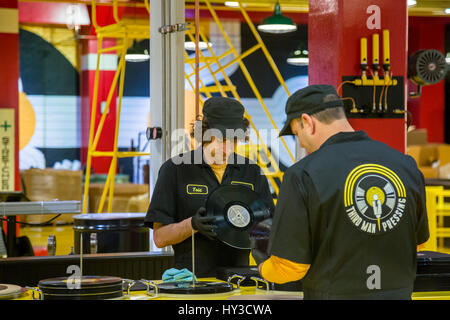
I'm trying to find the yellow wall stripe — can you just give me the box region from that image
[0,8,18,34]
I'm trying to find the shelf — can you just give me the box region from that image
[0,201,81,216]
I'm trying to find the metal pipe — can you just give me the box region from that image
[166,0,172,159]
[195,0,200,117]
[161,0,167,162]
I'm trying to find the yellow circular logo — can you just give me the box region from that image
[344,164,407,235]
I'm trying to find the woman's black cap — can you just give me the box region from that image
[202,97,246,137]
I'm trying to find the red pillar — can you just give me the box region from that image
[0,0,20,191]
[0,1,20,237]
[408,17,446,144]
[309,0,408,153]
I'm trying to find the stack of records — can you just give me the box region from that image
[38,276,124,300]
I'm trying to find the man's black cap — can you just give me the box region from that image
[203,97,246,137]
[279,85,344,136]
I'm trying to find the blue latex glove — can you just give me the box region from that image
[162,268,197,282]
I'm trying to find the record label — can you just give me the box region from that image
[227,205,251,228]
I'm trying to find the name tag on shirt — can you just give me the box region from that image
[187,184,209,195]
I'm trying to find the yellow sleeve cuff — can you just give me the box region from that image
[260,255,310,284]
[417,243,427,252]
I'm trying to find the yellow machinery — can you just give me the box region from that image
[339,29,400,114]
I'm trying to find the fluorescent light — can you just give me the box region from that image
[184,41,212,51]
[125,40,149,62]
[125,53,150,62]
[445,8,450,14]
[287,57,309,66]
[407,0,416,7]
[257,24,297,34]
[287,49,309,66]
[224,1,239,7]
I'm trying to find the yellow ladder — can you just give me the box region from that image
[82,0,151,214]
[184,0,296,196]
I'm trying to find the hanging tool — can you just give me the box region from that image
[382,29,391,112]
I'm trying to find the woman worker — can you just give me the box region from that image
[144,96,275,277]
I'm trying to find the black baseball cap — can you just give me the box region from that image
[202,97,246,137]
[279,85,344,136]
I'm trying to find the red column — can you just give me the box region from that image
[309,0,408,153]
[0,0,19,190]
[408,17,446,144]
[0,0,19,237]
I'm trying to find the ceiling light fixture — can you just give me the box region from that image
[257,2,297,34]
[125,40,149,62]
[287,48,309,66]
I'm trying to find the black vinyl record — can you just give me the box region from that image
[206,185,271,249]
[155,281,233,295]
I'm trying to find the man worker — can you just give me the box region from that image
[251,85,429,299]
[145,96,274,278]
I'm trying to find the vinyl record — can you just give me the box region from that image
[155,281,233,295]
[38,276,124,300]
[0,284,26,299]
[206,185,271,249]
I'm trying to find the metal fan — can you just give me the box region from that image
[408,49,448,97]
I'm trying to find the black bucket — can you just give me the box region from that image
[73,213,149,254]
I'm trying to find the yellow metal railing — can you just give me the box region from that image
[82,0,150,214]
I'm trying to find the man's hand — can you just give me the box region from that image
[191,207,217,240]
